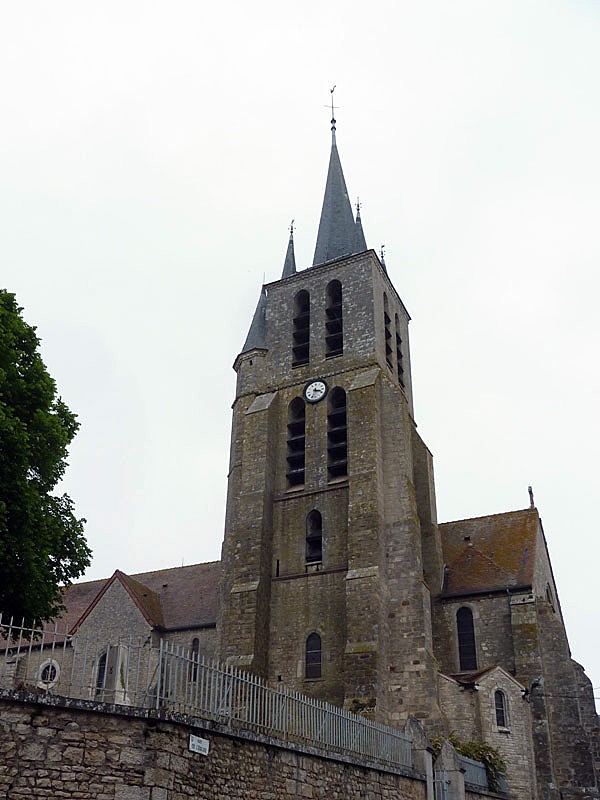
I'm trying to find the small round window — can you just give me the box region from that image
[37,659,60,690]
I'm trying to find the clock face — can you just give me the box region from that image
[304,380,328,403]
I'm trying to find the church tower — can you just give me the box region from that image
[218,116,443,728]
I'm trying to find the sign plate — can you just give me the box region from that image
[189,734,210,755]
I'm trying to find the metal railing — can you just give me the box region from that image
[459,754,489,789]
[0,615,412,771]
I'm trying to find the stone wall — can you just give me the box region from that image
[0,692,428,800]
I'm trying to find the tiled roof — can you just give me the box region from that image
[440,508,539,597]
[63,561,221,633]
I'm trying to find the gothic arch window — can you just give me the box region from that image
[286,398,306,487]
[95,651,108,697]
[495,689,508,728]
[394,313,405,388]
[456,606,477,671]
[292,290,310,367]
[327,388,347,480]
[325,280,343,357]
[383,293,393,370]
[306,510,323,564]
[305,632,322,679]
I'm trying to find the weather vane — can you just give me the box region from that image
[325,86,339,134]
[290,219,295,237]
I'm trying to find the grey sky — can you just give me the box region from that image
[1,1,599,708]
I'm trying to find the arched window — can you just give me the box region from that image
[383,293,393,370]
[305,633,322,679]
[327,388,347,480]
[457,607,477,671]
[292,290,310,366]
[190,637,200,682]
[325,280,343,357]
[286,398,306,487]
[395,313,405,388]
[95,651,108,697]
[495,689,508,728]
[306,510,323,564]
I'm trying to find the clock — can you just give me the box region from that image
[304,379,328,403]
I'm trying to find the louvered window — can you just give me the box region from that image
[325,280,343,357]
[395,313,405,388]
[383,293,393,370]
[306,510,323,564]
[286,398,306,487]
[292,290,310,367]
[457,607,477,671]
[327,388,347,480]
[305,633,322,679]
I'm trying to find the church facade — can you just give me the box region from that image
[3,121,598,799]
[216,119,599,798]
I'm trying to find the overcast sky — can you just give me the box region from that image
[1,1,598,709]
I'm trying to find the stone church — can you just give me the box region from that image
[23,120,600,798]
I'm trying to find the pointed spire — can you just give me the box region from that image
[281,220,296,279]
[353,198,367,253]
[312,90,362,267]
[241,285,267,353]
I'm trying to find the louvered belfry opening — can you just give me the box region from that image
[383,293,393,370]
[395,313,405,388]
[325,280,343,357]
[292,290,310,367]
[457,607,478,671]
[306,510,323,564]
[327,388,348,480]
[286,398,306,487]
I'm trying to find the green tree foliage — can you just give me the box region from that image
[430,733,507,792]
[0,290,90,624]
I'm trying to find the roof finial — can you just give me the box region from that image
[356,197,361,220]
[330,85,337,143]
[289,219,295,239]
[380,244,386,265]
[528,485,535,509]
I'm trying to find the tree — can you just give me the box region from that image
[0,290,90,624]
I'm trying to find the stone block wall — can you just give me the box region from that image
[0,693,428,800]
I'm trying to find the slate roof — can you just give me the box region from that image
[313,131,363,266]
[241,286,267,353]
[63,561,221,634]
[439,508,539,597]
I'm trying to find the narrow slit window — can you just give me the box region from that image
[286,398,306,487]
[306,633,322,679]
[327,388,348,480]
[383,293,393,370]
[325,280,343,357]
[495,690,508,727]
[395,313,405,388]
[457,607,477,671]
[306,510,323,564]
[190,637,200,682]
[292,290,310,367]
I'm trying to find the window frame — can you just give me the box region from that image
[456,606,477,671]
[305,632,322,680]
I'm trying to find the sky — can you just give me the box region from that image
[1,1,598,709]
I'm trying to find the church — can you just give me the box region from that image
[13,117,600,798]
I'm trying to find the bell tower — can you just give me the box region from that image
[218,117,443,727]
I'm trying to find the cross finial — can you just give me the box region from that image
[289,219,295,238]
[329,85,338,142]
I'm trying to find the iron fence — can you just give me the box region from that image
[0,615,412,770]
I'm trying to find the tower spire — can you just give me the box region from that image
[281,220,297,279]
[313,89,365,267]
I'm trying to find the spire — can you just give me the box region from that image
[281,220,296,279]
[241,286,267,353]
[353,199,367,253]
[312,90,361,266]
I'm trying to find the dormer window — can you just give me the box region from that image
[292,290,310,367]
